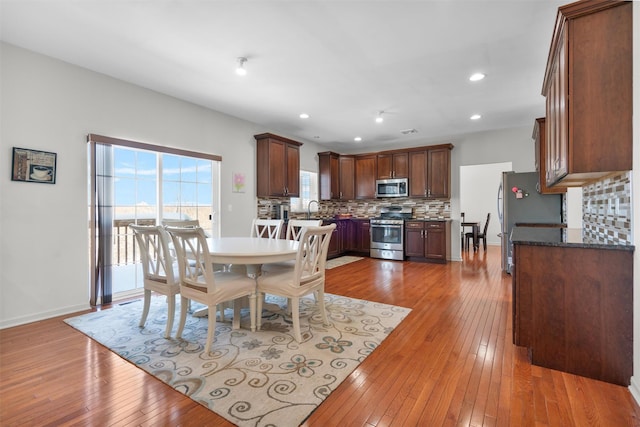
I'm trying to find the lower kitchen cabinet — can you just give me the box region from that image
[324,219,351,259]
[512,239,633,386]
[405,220,450,263]
[351,219,370,255]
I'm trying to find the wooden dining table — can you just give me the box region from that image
[461,221,480,251]
[206,236,299,277]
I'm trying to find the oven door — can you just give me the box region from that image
[370,222,404,251]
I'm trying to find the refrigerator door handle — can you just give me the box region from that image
[497,181,504,227]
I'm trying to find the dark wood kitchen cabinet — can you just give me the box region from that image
[377,152,408,179]
[255,133,302,197]
[405,220,450,263]
[542,0,631,187]
[323,219,352,259]
[512,239,633,386]
[533,118,565,195]
[408,145,452,199]
[319,152,354,200]
[351,219,370,255]
[355,154,376,199]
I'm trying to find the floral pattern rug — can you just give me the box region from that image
[64,293,410,427]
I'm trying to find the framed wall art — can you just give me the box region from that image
[11,147,57,184]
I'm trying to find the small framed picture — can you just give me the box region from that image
[11,147,57,184]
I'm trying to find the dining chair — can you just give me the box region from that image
[250,218,284,239]
[460,212,466,249]
[256,223,336,343]
[130,224,180,339]
[262,219,322,273]
[466,213,490,252]
[166,226,257,352]
[161,218,200,228]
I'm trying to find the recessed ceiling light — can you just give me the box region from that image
[235,57,247,76]
[470,114,482,120]
[299,113,310,119]
[354,137,362,142]
[375,111,384,123]
[469,73,485,82]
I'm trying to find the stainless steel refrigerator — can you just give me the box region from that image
[499,171,563,273]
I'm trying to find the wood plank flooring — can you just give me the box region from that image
[2,246,639,426]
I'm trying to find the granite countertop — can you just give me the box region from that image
[511,226,634,251]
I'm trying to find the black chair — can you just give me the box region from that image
[460,212,466,249]
[466,213,490,251]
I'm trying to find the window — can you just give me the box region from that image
[290,170,318,212]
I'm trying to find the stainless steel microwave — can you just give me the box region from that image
[375,178,408,198]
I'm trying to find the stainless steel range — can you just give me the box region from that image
[370,206,412,261]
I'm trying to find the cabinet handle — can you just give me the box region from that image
[424,189,427,197]
[340,191,343,199]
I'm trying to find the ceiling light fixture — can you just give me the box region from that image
[299,113,310,119]
[235,57,247,76]
[470,114,482,120]
[354,136,362,142]
[375,111,384,123]
[469,72,485,82]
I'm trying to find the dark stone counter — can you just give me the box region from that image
[511,226,634,251]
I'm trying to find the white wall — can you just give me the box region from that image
[460,162,512,247]
[0,42,326,328]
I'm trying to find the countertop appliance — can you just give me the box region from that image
[370,205,412,260]
[375,178,408,198]
[500,171,563,274]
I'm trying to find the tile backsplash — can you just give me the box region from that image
[582,172,632,245]
[258,197,451,220]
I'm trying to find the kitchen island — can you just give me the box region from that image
[511,226,634,386]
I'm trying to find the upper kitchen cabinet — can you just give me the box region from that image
[318,152,355,200]
[255,133,302,197]
[376,152,408,179]
[533,118,565,195]
[542,0,631,187]
[409,144,453,199]
[355,154,377,199]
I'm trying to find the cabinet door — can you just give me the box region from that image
[408,151,427,198]
[339,156,355,200]
[377,154,393,179]
[355,155,376,199]
[534,118,565,194]
[424,222,446,260]
[392,153,408,178]
[319,152,339,200]
[324,220,340,258]
[427,148,450,198]
[285,143,300,196]
[358,221,371,252]
[404,221,425,257]
[267,139,286,196]
[377,153,408,179]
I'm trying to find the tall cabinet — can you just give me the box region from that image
[255,133,302,197]
[408,145,452,199]
[542,0,631,187]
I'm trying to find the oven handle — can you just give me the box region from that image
[371,224,404,230]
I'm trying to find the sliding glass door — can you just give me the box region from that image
[89,133,221,304]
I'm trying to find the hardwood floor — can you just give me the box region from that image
[2,246,639,426]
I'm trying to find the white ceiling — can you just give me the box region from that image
[0,0,565,152]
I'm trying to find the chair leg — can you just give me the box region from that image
[232,300,241,330]
[164,294,176,339]
[205,305,217,352]
[249,292,256,332]
[291,296,302,343]
[257,292,264,331]
[317,289,328,326]
[139,289,151,328]
[176,296,189,339]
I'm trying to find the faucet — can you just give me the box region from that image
[307,200,319,219]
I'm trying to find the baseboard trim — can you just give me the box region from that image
[1,303,90,330]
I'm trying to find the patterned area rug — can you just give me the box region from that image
[325,256,364,269]
[65,293,410,427]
